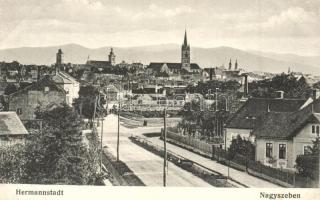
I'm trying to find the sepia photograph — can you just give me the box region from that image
[0,0,320,199]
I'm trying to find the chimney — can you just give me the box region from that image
[37,66,41,82]
[243,74,248,95]
[276,91,284,99]
[235,59,238,70]
[312,89,319,100]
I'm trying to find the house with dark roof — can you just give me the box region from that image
[254,105,320,170]
[6,76,67,120]
[225,97,309,148]
[0,112,29,146]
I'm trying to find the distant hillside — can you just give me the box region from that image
[248,50,320,70]
[0,43,319,75]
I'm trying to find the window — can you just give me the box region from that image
[312,125,320,134]
[44,86,50,92]
[279,144,286,159]
[16,108,22,115]
[266,143,273,158]
[303,145,312,155]
[312,125,315,133]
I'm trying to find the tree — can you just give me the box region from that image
[0,105,102,185]
[179,100,230,141]
[0,144,26,183]
[228,135,255,160]
[4,83,18,95]
[249,73,310,99]
[295,137,319,180]
[73,85,106,119]
[20,105,102,184]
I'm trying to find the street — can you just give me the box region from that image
[98,114,282,187]
[98,114,212,186]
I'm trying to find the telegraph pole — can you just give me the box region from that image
[93,96,98,130]
[215,88,218,111]
[117,98,120,162]
[163,108,167,187]
[318,132,320,188]
[100,115,104,173]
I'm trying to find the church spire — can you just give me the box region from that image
[181,29,190,70]
[183,29,188,46]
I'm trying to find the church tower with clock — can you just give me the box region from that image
[181,30,191,71]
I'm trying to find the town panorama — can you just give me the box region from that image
[0,0,319,190]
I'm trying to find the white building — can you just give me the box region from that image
[52,71,80,106]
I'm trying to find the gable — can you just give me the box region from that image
[160,64,170,73]
[0,112,28,136]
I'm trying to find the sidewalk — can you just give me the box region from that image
[146,137,282,188]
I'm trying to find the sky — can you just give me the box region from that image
[0,0,319,56]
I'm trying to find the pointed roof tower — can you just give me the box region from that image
[183,29,188,46]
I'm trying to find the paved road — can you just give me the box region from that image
[98,114,282,187]
[98,114,211,187]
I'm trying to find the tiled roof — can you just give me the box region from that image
[52,71,79,85]
[86,60,112,68]
[9,76,66,97]
[226,98,306,129]
[253,107,319,140]
[148,62,201,71]
[0,112,28,136]
[190,63,201,70]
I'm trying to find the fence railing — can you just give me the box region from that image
[164,129,315,187]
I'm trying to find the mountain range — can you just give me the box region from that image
[0,43,319,75]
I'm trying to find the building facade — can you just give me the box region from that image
[7,77,67,120]
[254,106,320,170]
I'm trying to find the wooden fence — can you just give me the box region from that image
[165,129,315,187]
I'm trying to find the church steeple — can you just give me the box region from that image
[183,29,188,46]
[108,47,116,66]
[181,30,190,71]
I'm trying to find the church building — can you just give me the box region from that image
[148,30,201,77]
[86,48,116,70]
